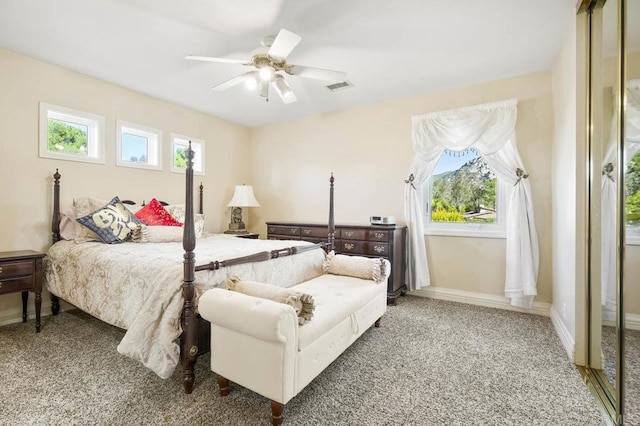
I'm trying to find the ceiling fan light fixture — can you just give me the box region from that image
[245,74,258,90]
[259,66,275,82]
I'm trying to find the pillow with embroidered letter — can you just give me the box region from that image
[76,196,143,244]
[135,198,183,226]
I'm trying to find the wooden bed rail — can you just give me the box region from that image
[194,243,326,272]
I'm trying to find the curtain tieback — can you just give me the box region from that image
[405,173,416,189]
[602,162,615,181]
[514,168,529,186]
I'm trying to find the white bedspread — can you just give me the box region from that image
[45,234,325,379]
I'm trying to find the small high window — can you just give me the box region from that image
[170,134,205,175]
[39,103,105,164]
[116,120,162,171]
[424,149,507,238]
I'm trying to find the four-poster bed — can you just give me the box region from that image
[47,146,336,393]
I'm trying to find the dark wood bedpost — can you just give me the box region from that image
[181,143,198,394]
[51,169,61,315]
[199,182,204,215]
[327,173,335,252]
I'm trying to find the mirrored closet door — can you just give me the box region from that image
[585,0,639,424]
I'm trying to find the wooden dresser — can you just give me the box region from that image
[266,222,407,304]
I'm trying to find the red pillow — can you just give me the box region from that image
[135,198,183,227]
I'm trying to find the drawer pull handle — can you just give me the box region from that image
[344,243,355,250]
[374,232,384,239]
[345,231,354,237]
[0,282,3,289]
[291,228,298,234]
[0,266,2,274]
[303,229,311,235]
[374,245,385,253]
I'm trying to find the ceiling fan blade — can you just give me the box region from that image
[267,28,302,59]
[272,76,297,104]
[212,72,257,91]
[287,65,346,82]
[260,80,269,98]
[186,55,248,65]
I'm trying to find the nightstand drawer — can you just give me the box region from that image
[0,275,33,294]
[0,260,35,278]
[339,241,389,256]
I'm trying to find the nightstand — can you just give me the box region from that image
[0,250,45,332]
[234,233,260,239]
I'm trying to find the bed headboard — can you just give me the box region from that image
[50,170,205,244]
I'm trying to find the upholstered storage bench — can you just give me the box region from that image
[199,269,388,425]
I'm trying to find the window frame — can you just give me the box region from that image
[170,133,205,176]
[39,102,105,164]
[116,120,163,171]
[422,156,508,239]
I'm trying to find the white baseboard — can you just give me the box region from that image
[0,299,73,327]
[410,286,551,317]
[603,313,640,331]
[550,304,575,361]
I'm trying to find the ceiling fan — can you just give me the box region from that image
[186,29,347,104]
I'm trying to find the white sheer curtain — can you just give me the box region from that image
[405,99,540,308]
[602,81,640,320]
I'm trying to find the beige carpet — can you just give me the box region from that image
[0,296,603,425]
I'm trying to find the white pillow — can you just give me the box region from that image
[165,204,205,238]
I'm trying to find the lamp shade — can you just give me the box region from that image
[227,185,261,207]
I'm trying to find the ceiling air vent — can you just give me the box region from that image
[326,80,353,92]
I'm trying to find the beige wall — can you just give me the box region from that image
[0,48,251,322]
[551,11,581,352]
[249,71,554,305]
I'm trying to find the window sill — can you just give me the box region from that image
[425,228,506,239]
[627,234,640,246]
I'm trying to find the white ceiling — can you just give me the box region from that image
[0,0,575,128]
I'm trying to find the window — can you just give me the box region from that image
[170,134,205,175]
[116,120,162,170]
[39,103,105,164]
[627,150,640,244]
[424,148,507,238]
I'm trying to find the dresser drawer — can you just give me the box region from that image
[367,230,390,242]
[267,225,301,237]
[0,260,35,278]
[339,241,389,256]
[340,229,366,241]
[267,235,301,241]
[300,226,331,239]
[0,275,34,294]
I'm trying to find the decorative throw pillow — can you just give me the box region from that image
[131,225,184,243]
[166,204,205,238]
[225,276,315,325]
[68,197,111,242]
[76,196,143,244]
[323,251,390,284]
[135,198,183,227]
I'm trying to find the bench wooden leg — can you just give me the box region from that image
[217,376,230,396]
[375,317,382,328]
[271,400,284,426]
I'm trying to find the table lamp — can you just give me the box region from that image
[224,184,261,234]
